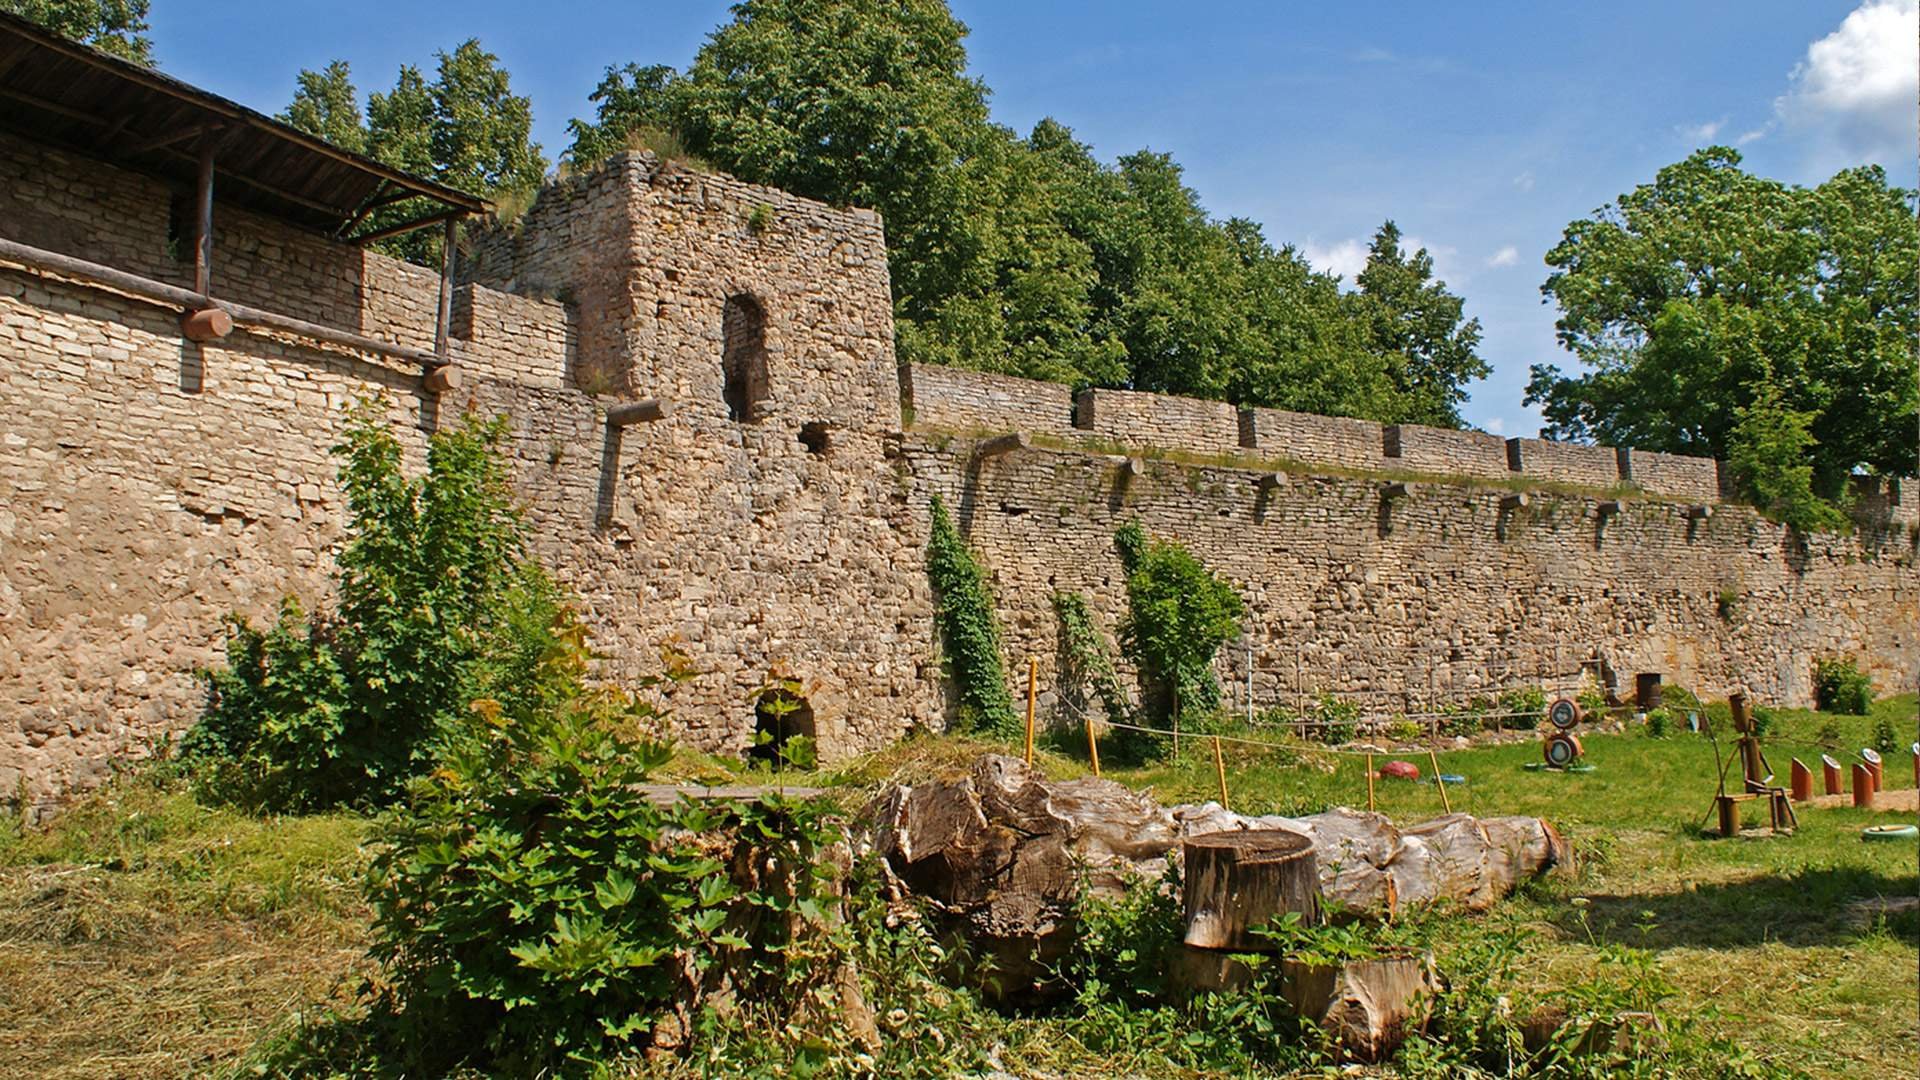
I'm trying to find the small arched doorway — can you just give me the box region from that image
[751,685,816,770]
[721,294,770,422]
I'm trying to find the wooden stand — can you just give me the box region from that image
[1705,692,1794,836]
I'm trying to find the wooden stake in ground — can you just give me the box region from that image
[1084,709,1101,778]
[1183,829,1320,950]
[1024,657,1037,766]
[1366,752,1377,812]
[1212,735,1229,810]
[1427,748,1451,813]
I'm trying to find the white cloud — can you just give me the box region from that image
[1512,170,1535,192]
[1735,125,1772,146]
[1304,237,1370,280]
[1677,118,1726,142]
[1774,0,1918,167]
[1486,245,1520,268]
[1482,416,1507,436]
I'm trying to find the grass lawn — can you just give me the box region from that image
[2,696,1914,1077]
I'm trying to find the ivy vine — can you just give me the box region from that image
[1052,590,1131,726]
[926,495,1017,735]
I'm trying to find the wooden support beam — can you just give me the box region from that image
[435,216,456,358]
[192,137,214,297]
[0,85,107,126]
[1500,492,1530,511]
[606,399,668,427]
[0,235,453,372]
[1256,472,1285,490]
[124,121,220,156]
[1382,482,1414,499]
[974,431,1030,458]
[1686,504,1713,520]
[351,207,467,246]
[423,365,461,394]
[1595,499,1623,517]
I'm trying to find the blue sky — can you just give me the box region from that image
[149,1,1918,436]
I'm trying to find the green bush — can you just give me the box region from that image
[1642,707,1672,739]
[1871,715,1900,756]
[183,400,562,811]
[1114,521,1243,730]
[926,495,1017,735]
[362,624,855,1076]
[1497,686,1547,729]
[1312,695,1359,745]
[1053,590,1131,726]
[1813,657,1873,715]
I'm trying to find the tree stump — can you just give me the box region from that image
[1279,952,1439,1063]
[1183,828,1319,950]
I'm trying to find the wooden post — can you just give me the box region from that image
[1716,795,1739,837]
[1182,829,1319,950]
[1212,736,1229,810]
[434,215,457,359]
[1085,709,1101,778]
[1427,748,1451,813]
[1822,754,1842,795]
[1852,763,1873,808]
[1024,657,1037,766]
[1862,749,1883,792]
[1172,684,1181,756]
[1366,751,1376,812]
[1789,758,1812,802]
[193,138,215,297]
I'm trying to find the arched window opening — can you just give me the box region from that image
[722,294,770,422]
[750,687,816,770]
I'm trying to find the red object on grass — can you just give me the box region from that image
[1380,760,1420,781]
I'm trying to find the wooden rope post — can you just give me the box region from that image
[1212,735,1229,810]
[1427,748,1451,813]
[1024,657,1037,766]
[1366,751,1376,812]
[1085,709,1101,778]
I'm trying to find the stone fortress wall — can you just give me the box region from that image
[2,123,1915,811]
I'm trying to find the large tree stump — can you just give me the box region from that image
[1182,828,1320,950]
[1280,953,1439,1063]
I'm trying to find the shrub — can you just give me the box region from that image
[1872,715,1900,756]
[1053,590,1131,726]
[1496,686,1547,729]
[183,400,562,811]
[1643,707,1672,739]
[1312,695,1359,745]
[363,623,855,1076]
[1114,521,1244,730]
[1813,657,1873,715]
[926,495,1017,735]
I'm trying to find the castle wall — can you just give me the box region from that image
[901,362,1075,435]
[1074,387,1241,455]
[1247,406,1383,472]
[1,141,937,813]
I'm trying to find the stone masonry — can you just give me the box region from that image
[2,124,1915,813]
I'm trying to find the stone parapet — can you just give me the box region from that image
[1073,386,1241,454]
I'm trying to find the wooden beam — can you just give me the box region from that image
[192,137,214,296]
[351,207,467,246]
[0,235,453,372]
[1596,499,1623,517]
[435,216,456,358]
[331,183,416,239]
[1382,482,1414,499]
[0,85,108,126]
[1500,492,1530,511]
[154,143,352,218]
[606,399,668,427]
[124,120,220,156]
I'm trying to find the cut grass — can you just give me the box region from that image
[2,696,1913,1077]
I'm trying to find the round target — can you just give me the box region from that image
[1543,732,1583,769]
[1547,697,1581,730]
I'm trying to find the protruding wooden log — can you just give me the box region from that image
[606,398,668,427]
[1686,504,1713,520]
[1381,482,1413,499]
[180,306,232,341]
[1595,499,1623,518]
[1822,754,1842,795]
[1500,492,1529,510]
[1257,472,1285,490]
[1790,758,1812,802]
[1852,763,1873,808]
[422,364,460,394]
[1182,828,1319,951]
[974,431,1030,458]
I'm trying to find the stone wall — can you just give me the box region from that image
[906,436,1917,722]
[1074,387,1241,454]
[1383,423,1511,481]
[1,140,939,814]
[901,362,1075,435]
[1247,406,1383,472]
[1621,449,1721,502]
[1507,437,1619,489]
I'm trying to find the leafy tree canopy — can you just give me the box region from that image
[4,0,151,64]
[1529,147,1918,501]
[562,0,1485,426]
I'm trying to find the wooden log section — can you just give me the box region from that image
[1790,758,1812,802]
[1183,828,1319,951]
[422,364,461,394]
[1822,754,1842,795]
[973,431,1030,458]
[1852,763,1873,809]
[180,306,232,342]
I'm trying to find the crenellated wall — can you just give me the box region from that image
[2,122,1914,815]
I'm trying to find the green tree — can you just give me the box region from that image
[1114,522,1243,730]
[1726,380,1845,531]
[4,0,151,64]
[563,62,681,169]
[1351,220,1488,425]
[429,38,547,197]
[1529,148,1918,507]
[366,64,435,175]
[281,60,366,154]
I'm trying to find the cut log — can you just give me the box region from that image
[1182,828,1319,950]
[1280,952,1438,1063]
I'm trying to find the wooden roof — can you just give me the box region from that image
[0,12,489,237]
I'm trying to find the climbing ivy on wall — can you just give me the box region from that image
[1114,521,1244,730]
[1052,591,1130,726]
[926,495,1017,735]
